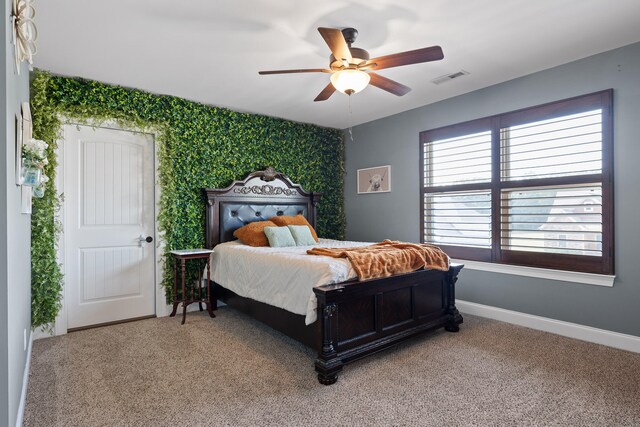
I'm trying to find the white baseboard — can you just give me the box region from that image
[16,330,33,427]
[456,300,640,354]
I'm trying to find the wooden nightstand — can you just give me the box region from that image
[169,249,216,324]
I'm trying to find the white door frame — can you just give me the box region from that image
[49,119,168,337]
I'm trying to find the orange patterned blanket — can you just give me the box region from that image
[307,240,450,281]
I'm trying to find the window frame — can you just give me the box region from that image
[419,90,613,275]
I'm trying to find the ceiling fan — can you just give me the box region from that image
[259,27,444,102]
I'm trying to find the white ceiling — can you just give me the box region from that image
[34,0,640,129]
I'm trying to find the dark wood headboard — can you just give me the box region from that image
[203,167,322,248]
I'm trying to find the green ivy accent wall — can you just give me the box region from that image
[30,70,345,328]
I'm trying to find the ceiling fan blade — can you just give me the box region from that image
[259,68,331,75]
[317,27,352,63]
[367,46,443,71]
[314,82,336,102]
[368,72,411,96]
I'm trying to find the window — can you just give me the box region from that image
[420,90,613,274]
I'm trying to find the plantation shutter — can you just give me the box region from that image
[420,90,613,274]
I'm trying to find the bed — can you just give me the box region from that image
[204,167,464,385]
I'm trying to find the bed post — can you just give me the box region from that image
[315,303,343,385]
[444,264,464,332]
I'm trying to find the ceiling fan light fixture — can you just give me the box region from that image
[330,69,370,95]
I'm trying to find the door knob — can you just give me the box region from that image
[138,235,153,245]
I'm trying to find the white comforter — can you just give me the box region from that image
[210,238,371,325]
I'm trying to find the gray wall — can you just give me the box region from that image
[345,42,640,337]
[1,0,32,424]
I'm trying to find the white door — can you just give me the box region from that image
[64,125,155,329]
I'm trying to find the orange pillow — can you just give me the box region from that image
[233,220,277,247]
[269,215,318,242]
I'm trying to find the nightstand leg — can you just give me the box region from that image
[181,258,187,325]
[198,262,203,311]
[206,256,215,318]
[170,257,178,317]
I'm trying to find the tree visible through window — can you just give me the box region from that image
[420,90,613,274]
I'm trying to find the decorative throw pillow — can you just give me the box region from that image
[263,226,297,247]
[232,220,277,247]
[269,214,318,241]
[287,225,317,246]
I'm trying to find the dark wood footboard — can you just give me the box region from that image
[313,264,464,385]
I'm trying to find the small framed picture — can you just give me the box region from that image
[357,165,391,194]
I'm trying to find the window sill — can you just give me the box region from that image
[451,259,615,287]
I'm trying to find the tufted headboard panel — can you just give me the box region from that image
[203,168,322,248]
[218,203,309,244]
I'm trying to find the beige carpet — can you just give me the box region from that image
[24,309,640,426]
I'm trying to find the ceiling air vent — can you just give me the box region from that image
[431,70,470,85]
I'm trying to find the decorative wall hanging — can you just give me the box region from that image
[12,0,38,74]
[19,102,49,201]
[357,165,391,194]
[21,136,49,193]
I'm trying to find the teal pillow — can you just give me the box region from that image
[288,225,317,246]
[264,226,296,247]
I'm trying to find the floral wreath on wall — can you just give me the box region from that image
[12,0,37,74]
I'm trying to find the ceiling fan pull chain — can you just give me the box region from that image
[348,93,355,142]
